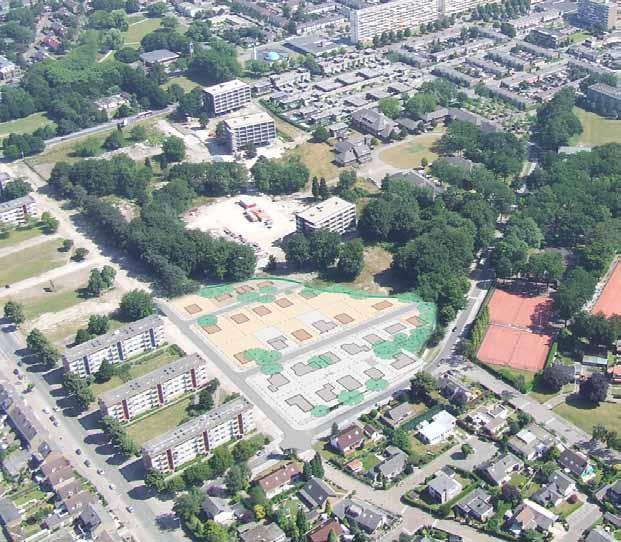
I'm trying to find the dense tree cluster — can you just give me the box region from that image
[2,132,45,160]
[251,156,309,195]
[101,415,139,457]
[26,329,60,369]
[188,41,241,86]
[532,88,582,150]
[0,179,31,202]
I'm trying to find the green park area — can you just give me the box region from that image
[127,395,192,446]
[0,223,45,250]
[164,76,200,93]
[378,132,442,169]
[570,107,621,147]
[0,240,68,285]
[288,142,339,181]
[0,112,52,140]
[553,395,621,436]
[122,17,162,47]
[91,345,184,396]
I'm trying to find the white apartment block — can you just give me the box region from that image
[440,0,499,15]
[0,195,37,226]
[224,112,277,152]
[142,396,255,472]
[295,196,357,235]
[63,315,165,377]
[203,79,252,116]
[98,354,209,422]
[349,0,438,43]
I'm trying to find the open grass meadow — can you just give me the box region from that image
[122,17,162,47]
[288,142,339,181]
[0,112,53,140]
[570,107,621,147]
[0,239,68,285]
[0,224,44,250]
[126,395,193,446]
[379,132,443,169]
[554,394,621,435]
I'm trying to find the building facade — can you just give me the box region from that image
[0,195,37,226]
[203,79,252,116]
[63,315,165,377]
[587,82,621,118]
[98,353,210,422]
[142,396,254,472]
[577,0,617,30]
[223,112,276,152]
[295,196,357,235]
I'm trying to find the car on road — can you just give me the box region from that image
[109,483,115,490]
[12,369,19,376]
[85,459,92,467]
[75,448,82,455]
[50,415,59,427]
[42,407,49,414]
[97,469,105,475]
[126,506,134,513]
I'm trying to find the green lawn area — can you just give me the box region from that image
[554,395,621,435]
[554,499,583,519]
[0,239,67,285]
[91,345,184,396]
[288,142,339,181]
[126,395,192,446]
[11,487,45,507]
[122,17,162,47]
[21,288,83,320]
[164,75,200,93]
[529,382,573,404]
[273,116,304,142]
[0,112,53,140]
[379,132,443,169]
[0,225,44,250]
[615,530,621,540]
[570,107,621,147]
[360,451,381,471]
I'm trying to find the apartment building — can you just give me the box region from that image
[203,79,252,116]
[349,0,438,43]
[223,112,277,152]
[440,0,498,15]
[577,0,617,30]
[295,196,357,235]
[63,315,165,377]
[587,82,621,117]
[142,396,255,472]
[98,354,210,422]
[0,195,37,226]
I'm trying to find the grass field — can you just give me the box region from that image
[554,395,621,435]
[122,17,162,47]
[0,225,44,250]
[554,499,583,519]
[127,396,192,446]
[351,245,398,294]
[21,288,83,320]
[288,142,339,181]
[0,240,67,285]
[529,382,573,404]
[379,132,443,169]
[570,107,621,147]
[273,117,304,142]
[91,345,183,396]
[164,75,200,92]
[0,112,52,140]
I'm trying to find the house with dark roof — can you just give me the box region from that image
[558,448,595,480]
[585,527,615,542]
[334,137,372,166]
[1,449,30,480]
[202,494,236,524]
[606,480,621,508]
[454,488,494,522]
[79,502,115,539]
[479,453,524,486]
[307,518,344,542]
[298,478,335,510]
[436,374,475,405]
[532,470,576,507]
[330,425,365,456]
[333,498,385,534]
[350,109,395,141]
[256,463,302,498]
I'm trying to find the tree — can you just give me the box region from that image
[542,363,573,392]
[318,178,329,200]
[183,461,213,486]
[311,177,320,201]
[209,445,233,475]
[592,423,608,443]
[40,212,59,233]
[309,230,341,270]
[104,129,125,150]
[145,469,167,492]
[337,170,356,193]
[162,136,186,163]
[461,443,474,457]
[310,453,324,478]
[410,372,436,403]
[245,142,257,159]
[501,484,520,504]
[75,328,93,345]
[296,507,309,535]
[284,233,310,269]
[119,290,155,321]
[61,239,74,252]
[86,269,107,297]
[95,359,115,383]
[174,487,204,521]
[225,463,250,493]
[579,372,609,404]
[248,485,268,507]
[378,96,402,119]
[0,179,31,202]
[328,530,339,542]
[391,428,412,455]
[3,300,24,326]
[72,247,89,262]
[27,329,59,368]
[312,125,329,143]
[254,504,266,520]
[205,520,229,542]
[337,239,364,281]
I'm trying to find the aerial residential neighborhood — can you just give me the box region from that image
[0,0,619,541]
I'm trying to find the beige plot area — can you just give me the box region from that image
[173,292,234,317]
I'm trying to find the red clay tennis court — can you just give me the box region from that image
[477,326,553,371]
[592,263,621,318]
[488,289,554,329]
[478,288,554,373]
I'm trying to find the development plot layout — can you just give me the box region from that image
[173,280,436,429]
[477,287,554,373]
[592,261,621,318]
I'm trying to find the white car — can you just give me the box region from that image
[108,483,115,490]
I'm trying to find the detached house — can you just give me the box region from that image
[532,470,576,508]
[479,453,524,486]
[558,448,595,481]
[330,425,365,456]
[351,108,395,141]
[256,463,302,498]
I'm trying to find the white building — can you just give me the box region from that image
[98,354,210,422]
[417,410,456,445]
[0,195,37,226]
[0,56,17,80]
[295,196,357,235]
[349,0,438,43]
[203,79,252,116]
[62,315,165,377]
[142,396,255,472]
[223,112,276,152]
[441,0,499,15]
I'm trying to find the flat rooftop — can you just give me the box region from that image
[63,315,164,363]
[224,112,274,129]
[0,195,35,213]
[203,79,249,95]
[142,396,251,455]
[139,49,179,63]
[296,196,355,224]
[98,353,205,407]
